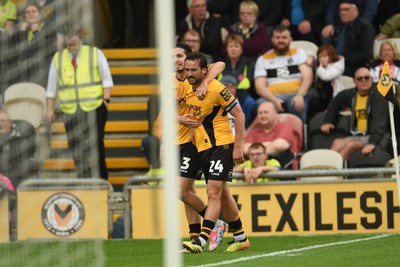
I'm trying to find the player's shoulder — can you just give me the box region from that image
[209,79,225,88]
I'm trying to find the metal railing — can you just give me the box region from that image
[125,167,397,184]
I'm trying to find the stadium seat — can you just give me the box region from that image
[290,40,318,57]
[300,149,343,181]
[338,75,355,90]
[3,82,46,128]
[277,113,304,169]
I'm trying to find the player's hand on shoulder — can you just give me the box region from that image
[179,114,201,128]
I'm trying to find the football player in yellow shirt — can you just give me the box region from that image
[182,52,250,253]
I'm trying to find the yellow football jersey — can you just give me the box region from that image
[178,79,237,152]
[153,73,193,144]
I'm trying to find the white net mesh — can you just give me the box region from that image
[0,1,107,265]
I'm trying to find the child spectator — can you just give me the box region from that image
[308,44,345,119]
[234,142,280,183]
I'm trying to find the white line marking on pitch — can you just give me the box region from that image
[188,234,394,267]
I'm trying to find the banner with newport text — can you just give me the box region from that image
[129,180,400,238]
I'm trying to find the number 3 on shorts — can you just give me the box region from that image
[181,157,191,170]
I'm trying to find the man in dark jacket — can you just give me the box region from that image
[320,67,388,160]
[327,0,375,76]
[0,110,31,187]
[281,0,326,46]
[177,0,223,60]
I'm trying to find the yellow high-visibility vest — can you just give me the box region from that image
[54,45,103,114]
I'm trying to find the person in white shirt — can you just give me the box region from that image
[46,29,113,180]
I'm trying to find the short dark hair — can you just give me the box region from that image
[65,28,83,40]
[176,42,192,56]
[24,1,42,21]
[272,25,291,36]
[249,142,267,153]
[185,52,208,69]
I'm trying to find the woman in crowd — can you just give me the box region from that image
[7,1,57,88]
[229,0,270,60]
[219,33,256,128]
[370,40,400,83]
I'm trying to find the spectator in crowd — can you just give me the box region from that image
[323,0,375,76]
[375,13,400,41]
[0,110,31,187]
[243,102,296,167]
[175,0,188,26]
[229,0,270,60]
[182,29,213,63]
[234,142,280,183]
[37,0,66,51]
[308,44,345,119]
[103,0,151,48]
[7,1,57,88]
[232,0,285,34]
[370,40,400,83]
[0,0,17,33]
[0,30,9,96]
[46,29,113,180]
[320,67,388,160]
[280,0,326,46]
[0,172,15,240]
[206,0,235,29]
[322,0,378,39]
[219,34,256,125]
[177,0,223,60]
[374,0,400,34]
[220,74,256,129]
[254,25,313,122]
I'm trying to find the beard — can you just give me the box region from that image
[272,43,290,55]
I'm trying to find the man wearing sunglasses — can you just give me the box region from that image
[320,67,388,161]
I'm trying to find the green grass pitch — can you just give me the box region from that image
[0,233,399,266]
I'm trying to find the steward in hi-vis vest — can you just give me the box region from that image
[46,30,113,180]
[54,45,103,114]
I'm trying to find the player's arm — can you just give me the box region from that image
[178,114,201,128]
[195,61,225,98]
[229,103,245,165]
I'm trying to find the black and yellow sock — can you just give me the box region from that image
[188,223,201,241]
[228,218,246,241]
[198,219,215,246]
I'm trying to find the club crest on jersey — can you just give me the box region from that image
[41,192,85,237]
[220,88,233,101]
[381,73,391,86]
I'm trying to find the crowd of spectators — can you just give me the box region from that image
[170,0,400,182]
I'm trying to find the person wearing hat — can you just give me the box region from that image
[322,0,378,37]
[322,0,375,76]
[220,74,256,128]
